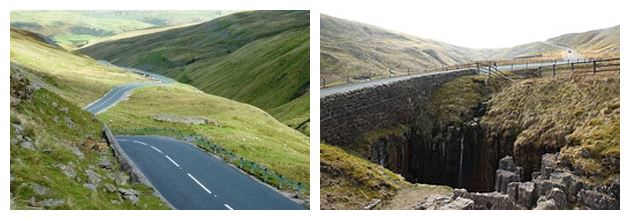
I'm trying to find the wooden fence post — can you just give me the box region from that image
[552,64,556,77]
[593,60,597,74]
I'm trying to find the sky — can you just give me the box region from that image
[321,0,621,49]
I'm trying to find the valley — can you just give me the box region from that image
[10,10,310,210]
[320,14,620,210]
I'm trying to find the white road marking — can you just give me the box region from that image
[165,155,180,168]
[224,204,234,210]
[150,146,163,154]
[132,140,148,145]
[187,173,212,195]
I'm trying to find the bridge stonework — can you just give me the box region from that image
[320,69,477,146]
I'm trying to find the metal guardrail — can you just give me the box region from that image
[113,127,308,196]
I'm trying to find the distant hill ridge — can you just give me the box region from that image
[79,10,310,135]
[320,14,619,85]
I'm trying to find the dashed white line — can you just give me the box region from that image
[165,155,180,168]
[132,140,148,145]
[224,204,234,210]
[150,146,163,154]
[187,173,212,195]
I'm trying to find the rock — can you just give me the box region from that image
[457,191,518,210]
[59,107,69,113]
[540,153,558,178]
[64,116,75,128]
[531,171,541,180]
[495,169,520,193]
[118,188,140,204]
[577,189,619,210]
[452,188,468,199]
[20,140,35,150]
[93,142,109,151]
[506,182,519,201]
[57,164,77,179]
[364,199,381,210]
[551,171,585,202]
[104,183,117,193]
[85,169,101,186]
[534,197,558,210]
[499,156,516,171]
[42,147,53,154]
[99,157,112,169]
[31,183,50,196]
[42,199,65,209]
[533,178,566,199]
[546,188,567,209]
[439,197,474,210]
[12,124,24,134]
[70,146,84,159]
[84,183,97,192]
[517,182,536,208]
[415,194,452,210]
[28,197,41,208]
[114,172,130,186]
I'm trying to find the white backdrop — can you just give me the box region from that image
[2,0,627,219]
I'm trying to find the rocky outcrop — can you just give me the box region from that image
[436,154,620,210]
[415,194,474,210]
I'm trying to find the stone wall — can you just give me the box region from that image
[320,69,476,146]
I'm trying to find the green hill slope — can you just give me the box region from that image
[11,28,310,196]
[10,50,167,209]
[321,15,619,86]
[79,10,310,135]
[10,10,234,48]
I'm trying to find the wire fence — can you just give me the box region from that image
[113,127,308,196]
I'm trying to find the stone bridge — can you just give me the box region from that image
[320,69,477,146]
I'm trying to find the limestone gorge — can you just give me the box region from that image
[320,15,620,210]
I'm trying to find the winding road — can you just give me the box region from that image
[86,64,304,210]
[116,136,303,210]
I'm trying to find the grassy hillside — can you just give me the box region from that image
[10,28,146,106]
[10,64,168,210]
[98,83,310,186]
[547,25,620,58]
[482,70,619,184]
[321,144,451,210]
[79,10,310,134]
[320,14,490,85]
[10,10,233,48]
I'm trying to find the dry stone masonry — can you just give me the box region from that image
[320,69,476,146]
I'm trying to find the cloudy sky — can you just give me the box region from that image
[321,0,620,49]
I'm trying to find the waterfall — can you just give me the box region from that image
[458,136,465,187]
